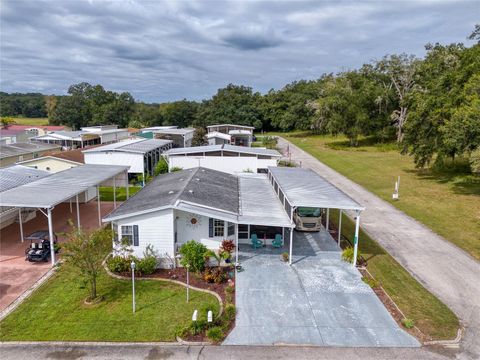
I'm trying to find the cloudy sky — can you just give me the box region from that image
[0,0,478,102]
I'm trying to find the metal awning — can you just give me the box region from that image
[238,174,292,227]
[268,166,364,211]
[0,164,129,208]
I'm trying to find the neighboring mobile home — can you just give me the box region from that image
[163,144,282,174]
[206,124,255,147]
[83,138,173,184]
[0,142,61,168]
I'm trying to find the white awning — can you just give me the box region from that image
[238,173,292,227]
[268,166,364,211]
[0,164,129,208]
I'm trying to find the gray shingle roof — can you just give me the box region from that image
[104,167,239,220]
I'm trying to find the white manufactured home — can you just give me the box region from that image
[103,166,364,267]
[163,144,282,174]
[83,138,173,183]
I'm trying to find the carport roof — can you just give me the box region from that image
[238,174,292,227]
[268,167,364,211]
[0,165,50,193]
[0,164,129,208]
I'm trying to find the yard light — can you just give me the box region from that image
[186,263,190,303]
[192,309,198,322]
[207,310,213,323]
[131,260,136,313]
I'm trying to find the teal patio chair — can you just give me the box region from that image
[251,234,263,249]
[272,234,283,248]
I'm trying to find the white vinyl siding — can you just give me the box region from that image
[114,209,174,261]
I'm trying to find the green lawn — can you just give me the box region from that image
[0,267,219,341]
[279,132,480,260]
[6,117,50,126]
[99,186,141,202]
[330,209,459,340]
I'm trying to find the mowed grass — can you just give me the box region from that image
[7,117,50,126]
[0,267,219,341]
[330,209,459,340]
[99,186,142,202]
[280,132,480,260]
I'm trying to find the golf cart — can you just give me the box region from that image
[25,230,59,262]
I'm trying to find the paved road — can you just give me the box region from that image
[278,137,480,360]
[0,343,455,360]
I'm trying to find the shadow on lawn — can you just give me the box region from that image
[405,166,480,196]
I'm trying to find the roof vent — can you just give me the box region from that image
[180,178,184,181]
[168,190,174,194]
[188,189,194,194]
[195,178,200,181]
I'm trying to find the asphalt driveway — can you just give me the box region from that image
[224,230,419,347]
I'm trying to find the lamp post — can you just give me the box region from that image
[131,260,136,313]
[186,264,190,303]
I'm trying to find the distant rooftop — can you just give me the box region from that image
[164,144,281,157]
[0,142,61,160]
[207,124,255,130]
[82,138,172,154]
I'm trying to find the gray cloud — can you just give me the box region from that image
[0,0,477,102]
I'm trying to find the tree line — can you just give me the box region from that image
[1,26,478,170]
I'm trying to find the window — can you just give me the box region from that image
[214,219,225,237]
[121,225,139,246]
[227,222,235,236]
[209,218,224,237]
[18,155,24,162]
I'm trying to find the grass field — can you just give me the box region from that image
[279,132,480,260]
[3,117,50,126]
[0,267,219,341]
[330,209,459,340]
[99,186,142,201]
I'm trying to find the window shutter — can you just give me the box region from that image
[209,218,213,237]
[133,225,139,246]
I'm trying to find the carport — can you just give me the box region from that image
[267,167,365,266]
[0,164,129,266]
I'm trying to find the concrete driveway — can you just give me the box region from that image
[224,230,419,347]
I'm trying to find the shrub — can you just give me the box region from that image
[107,255,134,273]
[136,245,158,275]
[153,158,168,176]
[224,304,236,322]
[362,276,379,288]
[281,252,289,262]
[189,320,208,335]
[278,160,296,167]
[203,269,215,283]
[225,285,234,294]
[137,256,157,275]
[179,240,208,273]
[204,268,226,284]
[220,239,235,254]
[206,326,224,343]
[402,318,415,329]
[341,247,362,263]
[170,166,183,172]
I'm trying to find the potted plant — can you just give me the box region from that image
[220,239,235,263]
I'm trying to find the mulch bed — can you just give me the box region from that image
[359,268,427,342]
[145,267,235,304]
